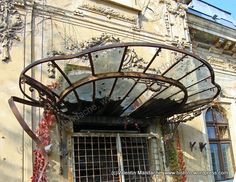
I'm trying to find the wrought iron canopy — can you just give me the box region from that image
[18,42,220,119]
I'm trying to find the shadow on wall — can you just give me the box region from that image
[178,121,212,182]
[0,104,43,182]
[0,159,24,182]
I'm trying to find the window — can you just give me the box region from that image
[72,133,161,182]
[205,107,234,181]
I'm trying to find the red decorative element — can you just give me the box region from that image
[176,133,187,182]
[32,150,47,182]
[36,110,56,146]
[31,110,55,182]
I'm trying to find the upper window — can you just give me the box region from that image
[205,108,227,123]
[205,107,234,181]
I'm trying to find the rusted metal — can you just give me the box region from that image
[143,48,161,73]
[119,82,167,115]
[59,71,186,103]
[111,48,162,114]
[18,43,221,111]
[92,81,96,103]
[177,63,204,81]
[8,97,46,153]
[72,133,152,181]
[20,74,58,102]
[162,54,187,76]
[179,98,213,113]
[8,42,220,133]
[51,61,80,103]
[188,86,217,98]
[108,46,128,98]
[6,43,221,181]
[88,53,95,75]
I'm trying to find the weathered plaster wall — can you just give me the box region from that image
[182,11,236,180]
[0,2,33,182]
[0,0,192,181]
[178,116,213,182]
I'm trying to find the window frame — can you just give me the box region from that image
[206,107,235,181]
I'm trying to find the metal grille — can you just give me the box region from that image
[121,137,150,182]
[72,134,152,182]
[73,136,119,182]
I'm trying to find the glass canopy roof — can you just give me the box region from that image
[19,43,220,119]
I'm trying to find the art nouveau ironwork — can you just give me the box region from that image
[9,42,220,145]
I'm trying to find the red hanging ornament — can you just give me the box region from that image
[31,110,56,182]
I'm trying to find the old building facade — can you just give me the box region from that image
[0,0,235,182]
[183,0,236,181]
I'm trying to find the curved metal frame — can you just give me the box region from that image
[59,72,187,101]
[15,42,221,119]
[8,42,221,152]
[8,97,46,153]
[19,43,221,106]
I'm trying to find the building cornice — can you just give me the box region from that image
[187,13,236,41]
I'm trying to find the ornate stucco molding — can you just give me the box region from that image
[68,33,121,52]
[164,11,171,36]
[220,90,236,100]
[80,4,136,23]
[47,33,121,78]
[47,33,121,56]
[0,0,24,62]
[207,56,236,72]
[215,38,225,48]
[223,40,233,50]
[167,2,187,18]
[159,0,171,4]
[207,56,225,66]
[232,44,236,53]
[74,9,84,17]
[159,1,189,45]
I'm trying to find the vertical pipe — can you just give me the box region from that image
[39,0,45,124]
[116,134,125,182]
[30,1,36,167]
[22,12,27,182]
[160,137,167,182]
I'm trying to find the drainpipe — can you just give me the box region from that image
[116,134,125,182]
[31,2,36,139]
[29,0,36,170]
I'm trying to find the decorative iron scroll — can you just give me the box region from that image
[166,106,207,124]
[162,105,209,141]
